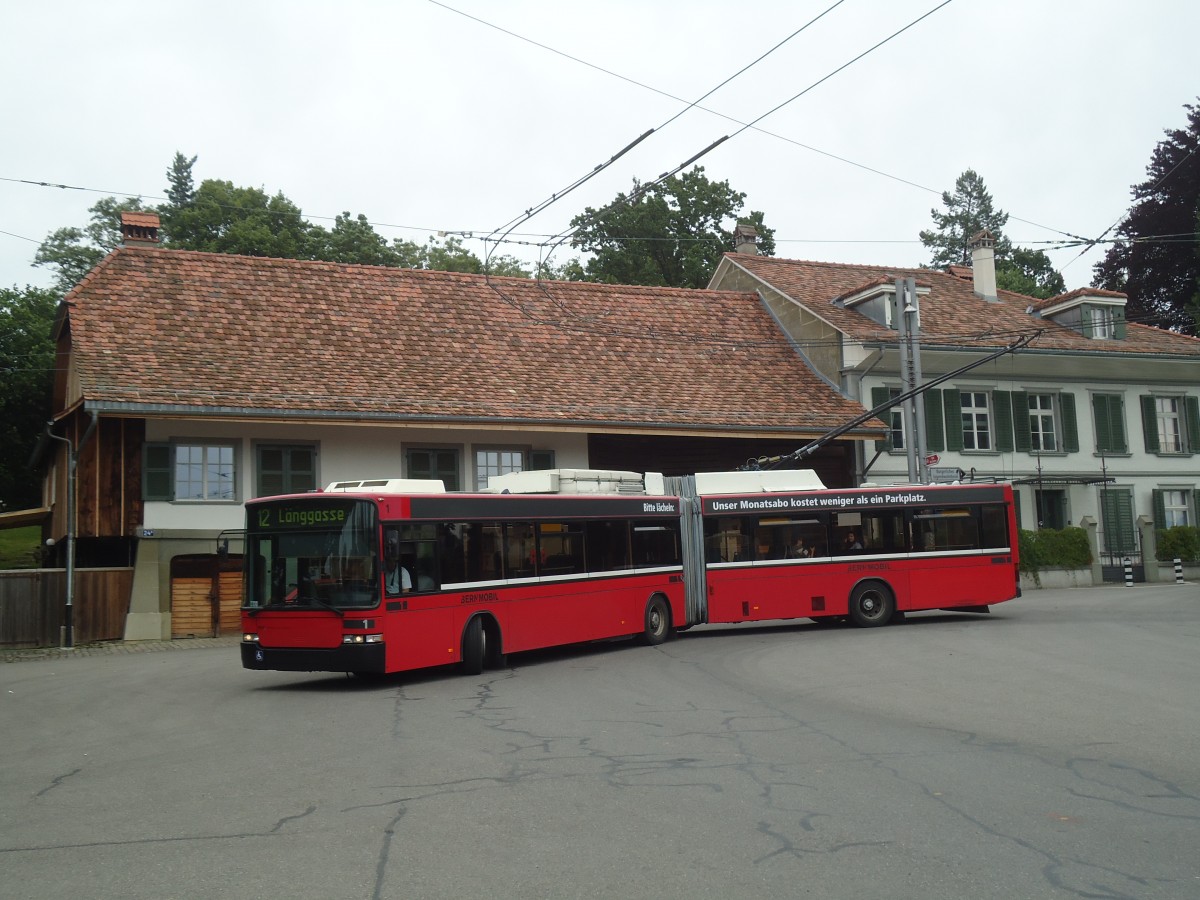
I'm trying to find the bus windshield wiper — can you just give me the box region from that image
[298,596,345,617]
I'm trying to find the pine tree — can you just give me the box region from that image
[920,169,1013,268]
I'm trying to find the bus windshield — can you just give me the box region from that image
[244,498,380,611]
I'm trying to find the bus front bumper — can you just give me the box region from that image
[240,641,387,674]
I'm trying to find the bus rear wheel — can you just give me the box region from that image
[642,595,671,646]
[848,582,895,628]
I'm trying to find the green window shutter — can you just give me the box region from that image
[1092,394,1109,451]
[1140,395,1159,453]
[1101,488,1136,553]
[144,443,172,501]
[1081,305,1095,339]
[923,389,944,452]
[1012,391,1031,452]
[1113,308,1127,340]
[1060,393,1079,453]
[1186,396,1200,454]
[1152,489,1167,528]
[1094,394,1127,454]
[942,389,963,452]
[871,387,891,451]
[993,390,1014,452]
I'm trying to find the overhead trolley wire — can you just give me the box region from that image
[481,0,849,269]
[533,0,962,261]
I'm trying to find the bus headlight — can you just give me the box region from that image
[242,633,259,643]
[343,634,383,644]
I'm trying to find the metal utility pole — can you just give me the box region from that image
[895,279,918,482]
[904,277,930,483]
[893,278,931,482]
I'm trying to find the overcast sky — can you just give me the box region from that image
[2,0,1196,294]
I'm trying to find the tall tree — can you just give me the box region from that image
[159,151,198,243]
[392,235,530,277]
[996,247,1066,300]
[569,167,775,288]
[320,213,404,267]
[0,286,59,510]
[34,196,146,293]
[164,179,321,259]
[1093,101,1200,334]
[920,169,1013,268]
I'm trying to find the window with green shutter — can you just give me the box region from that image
[1100,488,1136,553]
[144,442,238,501]
[407,449,460,491]
[1092,394,1128,454]
[1012,391,1032,452]
[942,389,963,451]
[870,386,905,452]
[1153,489,1194,527]
[993,390,1014,452]
[1141,394,1200,455]
[923,389,944,452]
[257,445,317,497]
[1060,393,1079,453]
[144,443,172,501]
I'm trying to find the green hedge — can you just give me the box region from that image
[1156,526,1200,562]
[1017,526,1092,574]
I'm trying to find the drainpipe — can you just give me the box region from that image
[43,410,99,649]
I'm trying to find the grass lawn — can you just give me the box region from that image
[0,526,43,569]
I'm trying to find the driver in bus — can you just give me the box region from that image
[383,530,413,594]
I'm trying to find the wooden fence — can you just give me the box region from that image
[0,568,133,648]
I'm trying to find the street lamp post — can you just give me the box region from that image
[43,427,76,648]
[43,413,97,649]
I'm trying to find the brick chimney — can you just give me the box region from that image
[120,211,160,246]
[734,223,758,255]
[969,229,997,302]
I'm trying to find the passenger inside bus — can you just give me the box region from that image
[841,531,863,553]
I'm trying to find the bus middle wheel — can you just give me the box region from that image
[642,595,672,646]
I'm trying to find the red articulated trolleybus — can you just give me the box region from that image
[240,469,1020,677]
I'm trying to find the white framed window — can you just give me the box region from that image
[1155,397,1183,453]
[888,388,906,451]
[1156,489,1193,528]
[1029,393,1057,452]
[960,391,991,451]
[475,448,525,490]
[1091,310,1114,340]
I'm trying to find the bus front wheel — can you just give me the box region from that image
[848,582,895,628]
[642,595,672,646]
[462,617,485,675]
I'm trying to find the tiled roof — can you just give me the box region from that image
[720,254,1200,356]
[60,246,881,436]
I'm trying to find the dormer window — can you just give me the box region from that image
[835,279,930,330]
[1084,305,1119,340]
[1029,289,1128,340]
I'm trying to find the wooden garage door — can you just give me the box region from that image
[217,568,243,633]
[170,554,244,638]
[171,576,215,638]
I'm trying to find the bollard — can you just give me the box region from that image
[1176,558,1185,584]
[1124,557,1133,587]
